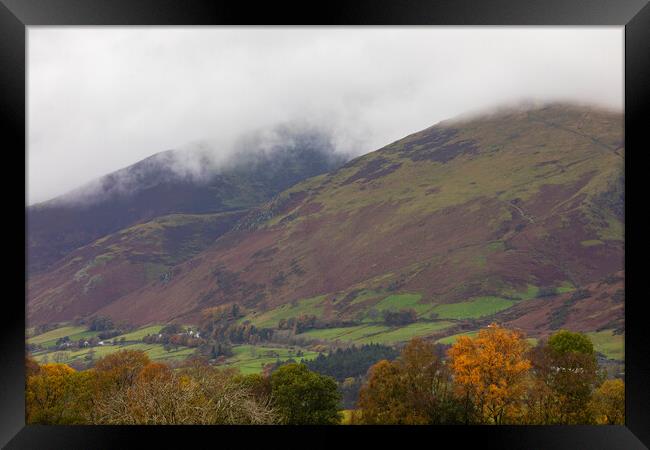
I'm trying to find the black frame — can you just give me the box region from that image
[2,1,648,448]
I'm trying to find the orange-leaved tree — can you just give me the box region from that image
[357,337,461,424]
[447,323,531,424]
[26,363,93,424]
[93,349,151,389]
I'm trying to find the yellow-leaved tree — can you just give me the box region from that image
[26,363,92,424]
[589,378,625,425]
[447,323,531,424]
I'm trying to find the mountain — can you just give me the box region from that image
[27,103,624,341]
[27,126,347,275]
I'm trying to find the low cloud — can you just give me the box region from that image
[45,121,347,207]
[28,27,623,205]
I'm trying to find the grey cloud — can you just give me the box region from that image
[28,27,623,204]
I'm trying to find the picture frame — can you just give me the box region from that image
[2,0,648,447]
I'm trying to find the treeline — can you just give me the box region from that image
[193,303,428,355]
[352,324,624,425]
[26,351,342,425]
[305,344,399,381]
[25,323,624,425]
[305,344,400,409]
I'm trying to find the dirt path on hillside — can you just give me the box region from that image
[527,112,624,159]
[506,202,536,224]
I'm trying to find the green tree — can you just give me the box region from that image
[548,330,594,355]
[270,363,342,424]
[89,316,114,331]
[528,330,600,424]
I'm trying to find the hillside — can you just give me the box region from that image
[27,103,624,344]
[27,126,347,275]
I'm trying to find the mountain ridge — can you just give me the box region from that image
[27,103,624,343]
[27,126,348,275]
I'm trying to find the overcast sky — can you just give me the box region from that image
[27,27,623,205]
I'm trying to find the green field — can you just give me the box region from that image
[112,325,164,341]
[26,325,103,349]
[349,289,383,305]
[297,324,389,342]
[373,293,425,312]
[431,296,515,319]
[220,345,320,375]
[32,342,196,365]
[29,323,166,349]
[297,325,375,341]
[298,320,454,345]
[587,329,624,360]
[28,325,87,345]
[355,321,454,345]
[435,330,480,345]
[247,295,327,328]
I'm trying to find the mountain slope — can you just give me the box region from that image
[28,104,624,341]
[27,126,347,275]
[69,103,624,333]
[27,210,246,322]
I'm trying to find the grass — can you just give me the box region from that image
[298,321,454,345]
[431,296,514,319]
[373,293,427,314]
[354,321,454,344]
[556,282,576,294]
[30,323,168,349]
[37,330,101,349]
[32,342,196,365]
[220,345,320,375]
[349,289,383,305]
[581,239,604,247]
[28,325,88,345]
[436,331,480,345]
[358,292,438,322]
[297,324,391,342]
[247,295,327,328]
[587,329,624,361]
[112,325,165,341]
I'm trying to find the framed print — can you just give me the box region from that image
[1,0,649,448]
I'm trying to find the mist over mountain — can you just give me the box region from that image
[27,123,349,274]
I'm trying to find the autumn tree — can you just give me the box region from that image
[234,372,273,404]
[25,356,41,378]
[357,337,461,424]
[270,363,342,424]
[356,359,407,424]
[447,323,531,424]
[589,379,625,425]
[93,364,276,424]
[93,349,151,389]
[528,330,600,424]
[26,363,93,424]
